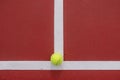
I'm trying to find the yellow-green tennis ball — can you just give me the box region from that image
[50,53,63,66]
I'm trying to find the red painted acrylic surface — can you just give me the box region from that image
[0,0,54,60]
[0,70,120,80]
[64,0,120,60]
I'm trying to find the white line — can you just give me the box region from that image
[54,0,64,57]
[0,61,120,70]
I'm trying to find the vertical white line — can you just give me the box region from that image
[54,0,64,58]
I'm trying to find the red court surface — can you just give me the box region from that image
[0,0,120,80]
[0,71,120,80]
[0,0,54,60]
[64,0,120,60]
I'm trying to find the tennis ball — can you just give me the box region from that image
[50,52,63,66]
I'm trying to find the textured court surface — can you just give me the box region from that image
[0,0,54,60]
[0,0,120,80]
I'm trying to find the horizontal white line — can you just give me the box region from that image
[0,61,120,70]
